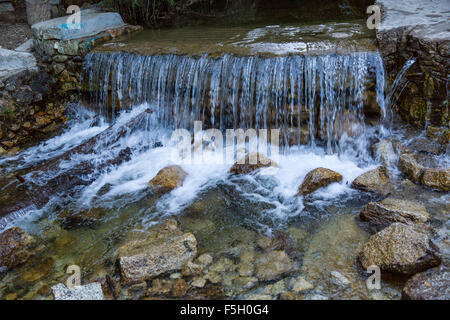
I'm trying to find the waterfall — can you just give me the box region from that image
[81,52,386,152]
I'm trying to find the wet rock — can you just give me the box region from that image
[359,223,441,275]
[191,277,207,288]
[146,279,172,297]
[330,271,351,286]
[402,266,450,300]
[172,278,187,298]
[51,283,104,300]
[209,256,234,273]
[181,261,203,277]
[60,208,102,228]
[116,220,197,284]
[279,291,297,300]
[22,257,54,282]
[230,152,277,175]
[234,276,258,290]
[426,126,449,150]
[360,198,429,230]
[247,294,273,300]
[408,137,444,155]
[421,168,450,191]
[398,153,424,183]
[351,166,393,195]
[0,227,36,270]
[149,165,187,192]
[297,167,343,196]
[238,250,255,277]
[372,139,397,167]
[290,276,314,293]
[204,271,222,284]
[196,253,213,266]
[254,250,296,281]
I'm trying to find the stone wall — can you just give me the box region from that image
[377,28,449,127]
[376,0,449,128]
[0,9,142,155]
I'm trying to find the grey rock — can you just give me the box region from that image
[116,220,197,284]
[402,266,450,300]
[32,9,125,41]
[52,283,104,300]
[15,40,34,53]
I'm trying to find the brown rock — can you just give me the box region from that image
[297,167,343,195]
[360,198,429,230]
[0,227,36,270]
[421,168,450,191]
[398,153,424,183]
[172,278,187,297]
[359,223,441,275]
[351,166,393,195]
[149,165,187,192]
[230,152,277,175]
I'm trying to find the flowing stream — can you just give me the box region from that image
[0,19,447,301]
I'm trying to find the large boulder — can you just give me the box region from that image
[297,167,343,196]
[421,168,450,192]
[402,266,450,300]
[51,283,104,300]
[0,227,36,270]
[360,198,429,230]
[351,166,393,195]
[359,223,441,275]
[254,250,296,281]
[230,152,277,175]
[149,165,188,192]
[116,220,197,284]
[398,153,424,183]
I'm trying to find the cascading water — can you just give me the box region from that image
[81,52,386,153]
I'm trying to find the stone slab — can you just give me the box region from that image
[377,0,450,41]
[0,48,37,79]
[31,9,126,41]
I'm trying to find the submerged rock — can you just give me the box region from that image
[398,153,424,183]
[149,165,188,192]
[172,278,187,298]
[230,152,277,175]
[360,198,429,230]
[116,220,197,284]
[290,276,314,293]
[51,283,104,300]
[359,223,441,275]
[402,266,450,300]
[351,166,393,195]
[254,250,296,281]
[421,168,450,191]
[297,167,343,196]
[0,227,36,270]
